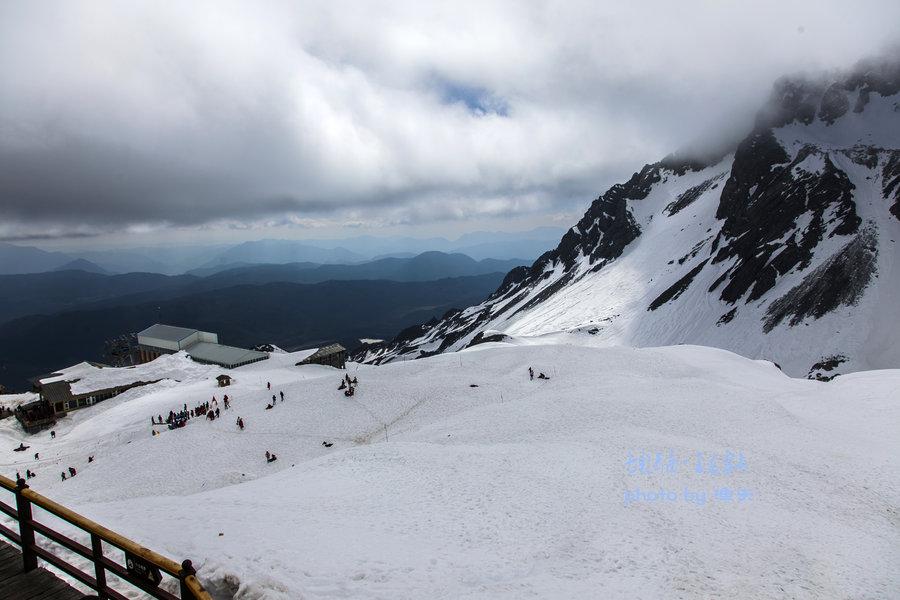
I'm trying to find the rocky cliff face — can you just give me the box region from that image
[359,55,900,378]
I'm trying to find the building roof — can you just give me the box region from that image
[138,324,199,343]
[33,362,103,386]
[186,342,269,368]
[40,381,73,404]
[298,344,346,364]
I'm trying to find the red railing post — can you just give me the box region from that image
[14,478,37,571]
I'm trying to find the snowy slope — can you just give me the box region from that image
[364,57,900,378]
[2,344,898,599]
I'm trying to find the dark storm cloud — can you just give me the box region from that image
[1,0,898,241]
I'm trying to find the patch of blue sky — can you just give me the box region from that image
[432,75,509,117]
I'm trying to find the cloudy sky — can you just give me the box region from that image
[1,1,898,249]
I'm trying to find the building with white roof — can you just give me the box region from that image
[136,324,269,369]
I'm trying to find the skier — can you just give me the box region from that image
[61,472,66,481]
[68,467,77,477]
[51,430,56,439]
[529,367,534,380]
[267,381,271,390]
[279,391,284,402]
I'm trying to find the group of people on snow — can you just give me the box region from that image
[338,374,359,397]
[153,395,233,431]
[528,367,550,380]
[265,389,286,409]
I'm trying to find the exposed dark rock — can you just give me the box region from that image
[648,260,708,311]
[716,308,737,326]
[441,308,463,320]
[677,237,713,266]
[883,150,900,221]
[853,88,870,113]
[713,136,859,304]
[658,151,721,177]
[393,318,439,344]
[807,354,848,381]
[841,145,881,169]
[715,131,791,224]
[466,331,509,347]
[490,265,530,299]
[763,226,878,332]
[844,55,900,98]
[485,161,654,316]
[755,77,825,130]
[665,173,727,216]
[818,83,850,124]
[753,54,900,131]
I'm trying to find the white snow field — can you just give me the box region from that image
[1,341,898,599]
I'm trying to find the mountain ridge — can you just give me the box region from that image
[360,55,900,378]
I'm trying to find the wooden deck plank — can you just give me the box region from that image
[0,540,86,600]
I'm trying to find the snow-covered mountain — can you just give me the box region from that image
[362,56,900,378]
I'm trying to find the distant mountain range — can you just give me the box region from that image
[0,227,564,276]
[0,252,525,391]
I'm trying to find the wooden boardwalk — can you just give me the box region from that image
[0,540,87,600]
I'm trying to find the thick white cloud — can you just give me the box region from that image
[0,0,897,243]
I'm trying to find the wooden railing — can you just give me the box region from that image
[0,474,212,600]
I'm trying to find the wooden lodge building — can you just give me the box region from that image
[22,362,157,433]
[296,344,347,369]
